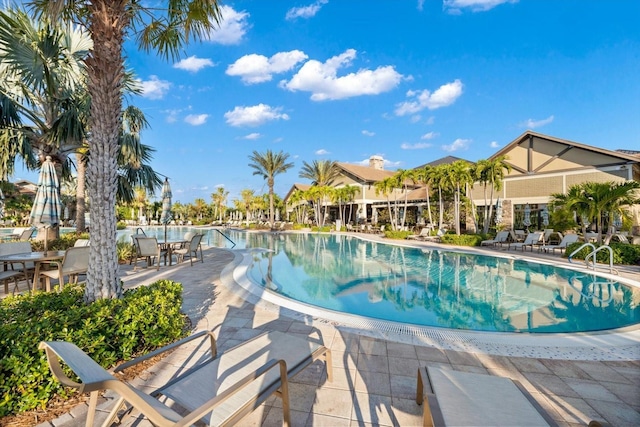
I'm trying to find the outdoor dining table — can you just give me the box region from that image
[0,251,65,292]
[157,240,187,266]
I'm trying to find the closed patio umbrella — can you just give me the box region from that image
[495,198,503,225]
[523,203,531,230]
[159,178,172,241]
[541,209,549,227]
[30,156,61,251]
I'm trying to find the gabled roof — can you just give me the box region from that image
[336,162,397,183]
[492,130,640,163]
[414,156,472,169]
[283,183,311,204]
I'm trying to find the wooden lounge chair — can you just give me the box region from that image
[40,330,332,427]
[480,231,509,247]
[35,246,90,291]
[417,367,556,426]
[508,232,542,251]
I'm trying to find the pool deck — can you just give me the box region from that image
[33,233,640,426]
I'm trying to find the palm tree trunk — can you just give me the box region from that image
[84,1,126,302]
[75,152,86,232]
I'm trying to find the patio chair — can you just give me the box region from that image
[40,329,333,427]
[539,233,580,254]
[35,246,90,291]
[132,237,165,271]
[480,231,510,247]
[0,241,35,289]
[172,233,204,266]
[508,232,543,251]
[17,227,34,241]
[74,238,90,247]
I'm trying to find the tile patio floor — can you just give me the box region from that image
[32,234,640,427]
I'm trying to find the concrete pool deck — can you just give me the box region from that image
[37,234,640,426]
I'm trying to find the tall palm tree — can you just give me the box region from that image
[431,163,452,230]
[450,161,471,235]
[31,0,223,301]
[374,177,398,230]
[299,159,340,186]
[416,165,435,226]
[393,168,415,229]
[248,150,294,225]
[211,186,228,222]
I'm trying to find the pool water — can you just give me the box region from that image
[226,231,639,334]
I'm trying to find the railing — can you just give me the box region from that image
[213,229,236,248]
[568,243,617,274]
[135,227,147,236]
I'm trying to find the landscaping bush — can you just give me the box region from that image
[385,230,413,240]
[311,226,332,233]
[29,232,90,252]
[0,280,186,417]
[564,242,640,265]
[440,234,484,246]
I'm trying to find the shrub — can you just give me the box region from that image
[440,234,484,246]
[565,242,640,265]
[116,222,128,230]
[117,239,135,263]
[384,230,413,240]
[29,232,90,252]
[311,226,332,233]
[0,280,186,417]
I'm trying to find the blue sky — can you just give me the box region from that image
[16,0,640,205]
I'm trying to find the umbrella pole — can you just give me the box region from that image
[164,223,167,242]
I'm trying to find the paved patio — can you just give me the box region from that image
[36,235,640,426]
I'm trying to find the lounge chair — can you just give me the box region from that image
[480,231,509,247]
[35,246,90,291]
[172,233,204,266]
[408,228,431,240]
[40,329,333,427]
[417,367,556,426]
[508,232,542,251]
[74,238,90,247]
[539,233,580,254]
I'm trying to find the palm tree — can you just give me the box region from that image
[450,161,471,235]
[299,159,340,186]
[416,165,435,227]
[393,168,415,229]
[31,0,223,302]
[211,187,228,222]
[288,189,309,224]
[248,150,294,225]
[431,163,452,230]
[374,177,398,230]
[552,181,640,244]
[476,156,511,233]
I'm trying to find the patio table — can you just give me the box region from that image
[157,240,186,266]
[0,251,65,292]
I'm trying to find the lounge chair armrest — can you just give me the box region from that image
[113,330,217,373]
[176,358,288,427]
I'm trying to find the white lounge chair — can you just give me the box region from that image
[40,330,332,427]
[481,231,510,247]
[508,232,543,251]
[539,233,580,254]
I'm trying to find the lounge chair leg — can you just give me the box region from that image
[278,361,291,427]
[86,391,99,427]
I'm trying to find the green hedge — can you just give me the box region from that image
[0,280,186,417]
[29,232,90,252]
[439,234,484,246]
[565,242,640,265]
[385,230,413,240]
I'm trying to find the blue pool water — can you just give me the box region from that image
[230,231,639,334]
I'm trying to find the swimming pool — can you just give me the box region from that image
[221,231,639,334]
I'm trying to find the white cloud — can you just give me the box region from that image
[227,50,308,84]
[521,115,554,129]
[362,130,375,137]
[421,131,438,140]
[410,115,422,123]
[206,6,250,45]
[243,133,262,140]
[174,56,215,72]
[163,109,181,123]
[401,142,433,150]
[490,141,500,148]
[444,0,517,13]
[442,138,471,152]
[224,104,290,127]
[425,116,435,125]
[139,75,171,100]
[281,49,403,101]
[315,149,330,155]
[395,79,463,115]
[286,0,328,20]
[184,114,209,126]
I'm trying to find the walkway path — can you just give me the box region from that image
[40,236,640,426]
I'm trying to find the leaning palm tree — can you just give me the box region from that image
[31,0,223,301]
[248,150,294,225]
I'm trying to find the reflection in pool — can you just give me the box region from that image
[235,232,640,334]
